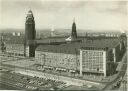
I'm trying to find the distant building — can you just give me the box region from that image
[50,26,55,37]
[12,32,21,36]
[17,32,21,36]
[12,32,16,36]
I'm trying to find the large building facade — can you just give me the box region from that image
[80,48,107,76]
[34,37,125,77]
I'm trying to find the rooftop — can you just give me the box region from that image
[0,35,120,55]
[36,37,120,54]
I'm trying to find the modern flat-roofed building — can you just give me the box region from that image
[35,37,125,77]
[80,47,107,77]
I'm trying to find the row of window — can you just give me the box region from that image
[83,63,103,67]
[83,51,103,54]
[83,53,103,56]
[36,55,78,69]
[83,65,103,71]
[83,58,103,61]
[83,55,103,57]
[5,52,24,56]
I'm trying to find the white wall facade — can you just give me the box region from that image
[5,44,24,56]
[80,49,107,76]
[35,49,107,76]
[35,51,79,70]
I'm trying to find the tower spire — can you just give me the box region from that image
[71,18,77,39]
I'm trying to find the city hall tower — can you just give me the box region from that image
[25,10,36,57]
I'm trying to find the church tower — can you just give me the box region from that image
[25,10,36,57]
[71,18,77,39]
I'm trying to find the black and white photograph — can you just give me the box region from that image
[0,0,127,91]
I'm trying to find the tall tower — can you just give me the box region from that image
[25,10,36,57]
[71,18,77,39]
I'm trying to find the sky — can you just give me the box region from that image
[0,0,128,32]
